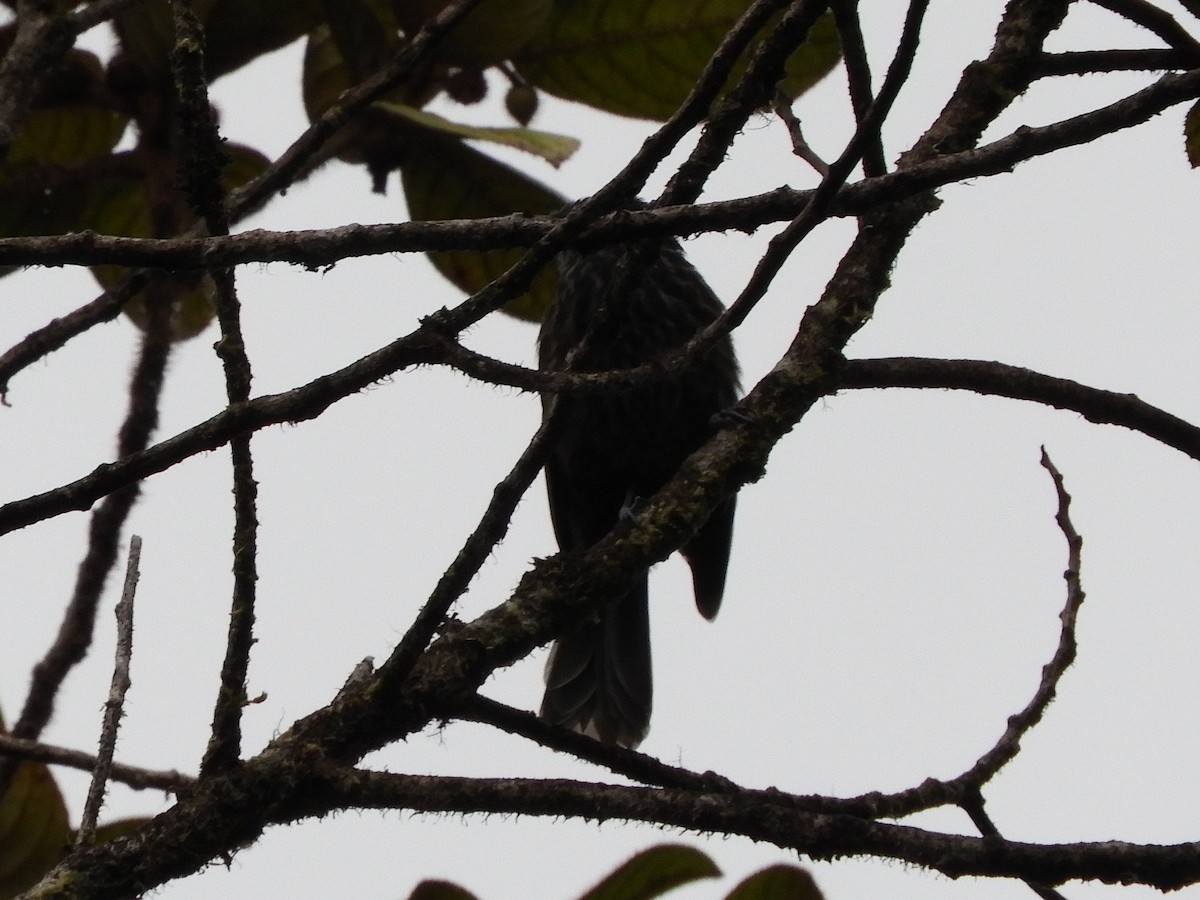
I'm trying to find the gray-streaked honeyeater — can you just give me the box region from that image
[538,214,739,748]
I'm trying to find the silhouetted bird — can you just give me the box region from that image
[538,226,740,747]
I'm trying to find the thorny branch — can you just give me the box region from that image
[76,535,142,848]
[0,731,189,793]
[166,0,259,777]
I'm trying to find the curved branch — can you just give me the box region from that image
[288,767,1200,891]
[0,283,132,401]
[840,357,1200,460]
[957,451,1085,789]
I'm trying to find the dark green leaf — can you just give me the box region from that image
[1,47,128,169]
[514,1,839,121]
[202,0,326,80]
[0,749,71,898]
[393,0,553,67]
[400,137,566,321]
[724,864,824,900]
[114,0,219,74]
[82,142,270,341]
[407,879,481,900]
[578,844,721,900]
[324,0,398,85]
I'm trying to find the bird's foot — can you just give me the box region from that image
[619,491,647,523]
[709,405,755,429]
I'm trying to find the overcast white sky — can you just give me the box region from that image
[4,2,1200,898]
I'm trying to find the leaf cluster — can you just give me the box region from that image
[0,0,838,328]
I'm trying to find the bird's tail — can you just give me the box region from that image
[540,577,651,748]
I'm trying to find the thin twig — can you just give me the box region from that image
[1037,47,1200,75]
[0,279,138,402]
[1087,0,1200,51]
[659,0,931,366]
[772,90,831,174]
[76,535,142,848]
[459,695,743,792]
[954,448,1085,790]
[67,0,151,34]
[662,0,832,204]
[224,0,489,221]
[166,0,260,776]
[961,789,1071,900]
[581,0,811,211]
[380,403,564,689]
[0,732,189,793]
[841,356,1200,461]
[830,0,888,176]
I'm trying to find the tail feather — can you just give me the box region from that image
[540,577,651,748]
[681,497,736,620]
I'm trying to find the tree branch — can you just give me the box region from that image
[0,733,189,793]
[1087,0,1200,52]
[1038,47,1200,74]
[840,357,1200,461]
[1,56,1196,278]
[76,534,142,847]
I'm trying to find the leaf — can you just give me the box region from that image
[302,23,352,121]
[85,142,271,342]
[376,102,579,166]
[9,105,128,169]
[114,0,321,81]
[84,170,217,341]
[114,0,220,75]
[400,137,566,321]
[203,0,326,80]
[578,844,721,900]
[0,756,71,899]
[302,22,434,128]
[723,865,824,900]
[1184,99,1200,168]
[0,701,150,898]
[392,0,553,67]
[5,48,128,168]
[513,1,840,121]
[407,879,481,900]
[324,0,398,85]
[0,163,94,241]
[0,47,128,255]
